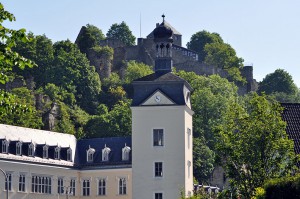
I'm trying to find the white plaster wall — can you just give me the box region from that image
[132,106,193,199]
[0,159,132,199]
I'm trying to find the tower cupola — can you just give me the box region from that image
[154,15,174,74]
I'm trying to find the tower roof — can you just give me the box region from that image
[153,15,173,40]
[147,19,181,39]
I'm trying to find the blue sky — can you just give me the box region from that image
[3,0,300,87]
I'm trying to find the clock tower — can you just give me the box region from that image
[131,15,194,199]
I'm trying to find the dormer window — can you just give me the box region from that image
[102,145,111,162]
[28,143,35,157]
[2,139,9,154]
[87,147,95,163]
[16,141,22,155]
[67,148,72,162]
[54,146,60,160]
[122,145,131,161]
[43,145,49,159]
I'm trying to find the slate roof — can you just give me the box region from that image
[147,20,181,38]
[132,72,192,106]
[75,137,132,169]
[133,72,192,90]
[281,103,300,155]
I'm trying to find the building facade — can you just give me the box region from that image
[0,16,193,199]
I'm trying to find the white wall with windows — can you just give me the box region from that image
[0,160,132,199]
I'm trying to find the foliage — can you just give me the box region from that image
[263,174,300,199]
[92,45,114,59]
[180,188,218,199]
[106,21,136,46]
[177,70,239,182]
[204,42,245,83]
[123,61,153,84]
[0,3,35,84]
[251,187,265,199]
[13,33,54,88]
[187,30,223,62]
[52,40,101,114]
[76,24,105,54]
[268,91,300,103]
[216,93,297,198]
[258,69,299,100]
[193,137,215,183]
[84,100,132,138]
[0,88,42,128]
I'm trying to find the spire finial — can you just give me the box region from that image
[162,14,165,23]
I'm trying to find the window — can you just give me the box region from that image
[153,129,164,146]
[122,145,131,161]
[98,178,106,196]
[102,145,111,161]
[28,143,34,156]
[118,178,126,195]
[5,173,12,191]
[43,145,49,159]
[187,128,191,149]
[82,179,90,196]
[188,160,191,179]
[16,141,22,155]
[67,148,72,162]
[86,147,95,163]
[19,174,26,192]
[2,139,9,153]
[155,193,163,199]
[54,147,60,160]
[70,179,76,196]
[31,176,52,194]
[57,177,64,194]
[155,162,163,177]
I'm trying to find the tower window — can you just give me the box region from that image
[155,193,163,199]
[187,128,191,149]
[153,129,164,146]
[155,162,163,177]
[16,141,22,155]
[2,139,9,153]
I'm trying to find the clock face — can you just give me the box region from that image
[155,95,161,103]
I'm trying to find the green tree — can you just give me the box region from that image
[52,40,101,113]
[204,42,245,83]
[123,61,153,84]
[187,30,223,62]
[258,69,299,97]
[177,71,238,182]
[216,93,297,198]
[13,33,54,88]
[106,21,136,46]
[76,24,105,54]
[84,100,132,138]
[0,3,39,128]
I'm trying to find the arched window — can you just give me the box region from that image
[102,145,111,162]
[87,147,95,163]
[122,145,131,161]
[43,145,49,159]
[67,148,72,162]
[54,146,60,160]
[28,143,35,157]
[2,139,9,153]
[16,141,22,155]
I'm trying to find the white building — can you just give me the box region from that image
[0,15,193,199]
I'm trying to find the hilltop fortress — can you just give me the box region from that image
[76,20,258,95]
